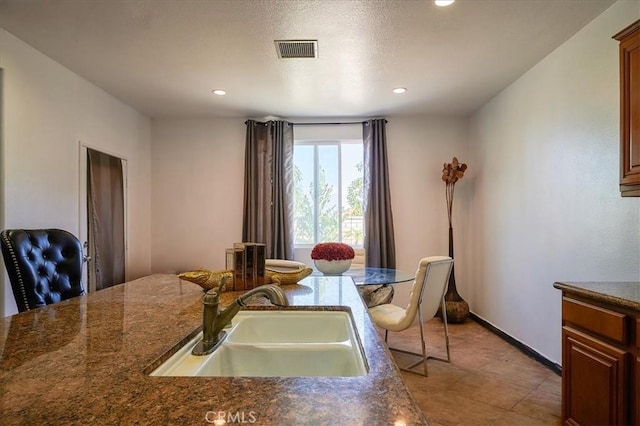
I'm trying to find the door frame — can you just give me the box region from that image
[78,141,129,292]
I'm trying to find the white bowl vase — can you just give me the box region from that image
[314,259,352,275]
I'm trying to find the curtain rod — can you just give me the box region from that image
[245,120,361,126]
[290,120,387,126]
[245,119,387,126]
[290,122,361,126]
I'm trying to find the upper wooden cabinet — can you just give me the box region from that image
[614,20,640,197]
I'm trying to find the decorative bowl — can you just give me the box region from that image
[314,259,352,275]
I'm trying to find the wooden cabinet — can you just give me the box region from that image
[561,296,636,425]
[614,20,640,196]
[563,327,630,425]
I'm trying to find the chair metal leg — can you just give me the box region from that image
[386,297,452,376]
[386,305,430,376]
[411,305,429,376]
[441,295,451,362]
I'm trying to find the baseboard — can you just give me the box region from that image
[469,312,562,376]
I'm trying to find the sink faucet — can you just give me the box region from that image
[192,277,289,356]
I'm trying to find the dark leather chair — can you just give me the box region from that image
[0,229,85,312]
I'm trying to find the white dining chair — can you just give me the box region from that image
[368,256,454,376]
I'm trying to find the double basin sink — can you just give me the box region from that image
[149,309,368,377]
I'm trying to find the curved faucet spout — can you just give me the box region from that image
[192,284,289,356]
[238,284,290,307]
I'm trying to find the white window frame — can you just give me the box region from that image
[292,138,363,248]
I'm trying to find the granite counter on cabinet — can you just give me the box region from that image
[553,281,640,312]
[0,274,427,425]
[554,281,640,425]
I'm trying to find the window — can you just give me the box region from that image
[293,140,364,246]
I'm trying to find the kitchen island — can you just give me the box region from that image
[0,274,427,425]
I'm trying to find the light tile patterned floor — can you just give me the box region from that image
[384,319,562,426]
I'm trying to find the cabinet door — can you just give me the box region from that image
[615,21,640,196]
[563,326,630,425]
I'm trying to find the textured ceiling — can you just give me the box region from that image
[0,0,618,119]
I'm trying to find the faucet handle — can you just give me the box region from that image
[217,274,231,294]
[202,273,231,303]
[203,288,219,304]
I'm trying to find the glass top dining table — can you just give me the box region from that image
[312,266,415,286]
[345,267,415,286]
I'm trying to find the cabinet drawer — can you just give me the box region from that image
[563,297,629,344]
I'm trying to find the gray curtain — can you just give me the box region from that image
[242,120,294,259]
[87,148,125,290]
[363,119,396,268]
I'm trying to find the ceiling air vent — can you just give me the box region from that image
[274,40,318,59]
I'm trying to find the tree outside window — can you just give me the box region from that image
[293,141,363,246]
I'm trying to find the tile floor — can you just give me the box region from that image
[385,319,562,425]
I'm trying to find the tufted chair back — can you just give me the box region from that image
[0,229,85,312]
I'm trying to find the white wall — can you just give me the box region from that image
[0,29,152,316]
[150,118,246,273]
[386,116,469,306]
[466,0,640,364]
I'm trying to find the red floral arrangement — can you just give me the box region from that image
[311,242,355,261]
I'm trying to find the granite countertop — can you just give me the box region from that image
[553,281,640,311]
[0,274,427,425]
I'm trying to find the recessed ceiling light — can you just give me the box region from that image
[393,87,407,94]
[212,89,226,96]
[434,0,455,6]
